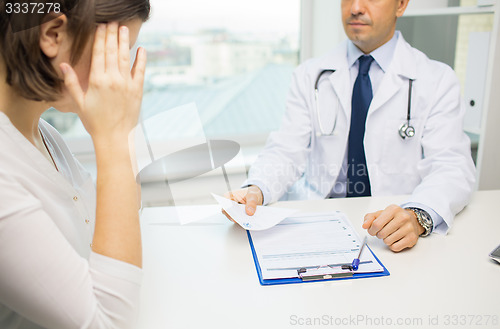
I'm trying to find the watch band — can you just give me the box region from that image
[406,207,433,237]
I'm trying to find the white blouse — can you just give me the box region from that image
[0,112,142,329]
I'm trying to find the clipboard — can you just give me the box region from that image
[247,231,390,286]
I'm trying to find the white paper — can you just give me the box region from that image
[211,193,299,231]
[249,212,385,280]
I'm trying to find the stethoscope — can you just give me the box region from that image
[314,69,415,139]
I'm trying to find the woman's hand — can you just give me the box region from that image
[60,22,146,143]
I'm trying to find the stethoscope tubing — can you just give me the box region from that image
[406,79,414,122]
[314,69,415,139]
[314,69,337,136]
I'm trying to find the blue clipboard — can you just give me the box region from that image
[247,231,390,286]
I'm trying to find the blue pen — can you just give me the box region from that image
[351,236,367,271]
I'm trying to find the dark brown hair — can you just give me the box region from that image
[0,0,150,102]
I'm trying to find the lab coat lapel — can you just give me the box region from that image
[369,70,404,115]
[319,41,351,120]
[329,68,351,120]
[369,34,417,116]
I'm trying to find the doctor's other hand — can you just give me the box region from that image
[223,185,264,221]
[362,205,425,252]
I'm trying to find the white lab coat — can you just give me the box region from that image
[246,33,476,229]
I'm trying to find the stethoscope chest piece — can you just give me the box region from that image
[399,122,415,140]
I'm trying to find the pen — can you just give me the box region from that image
[351,236,367,271]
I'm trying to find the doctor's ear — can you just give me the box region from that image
[396,0,410,18]
[39,14,69,59]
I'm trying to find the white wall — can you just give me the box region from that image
[405,0,450,11]
[476,8,500,190]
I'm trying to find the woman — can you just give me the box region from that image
[0,0,150,328]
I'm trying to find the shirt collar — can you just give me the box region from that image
[347,31,400,73]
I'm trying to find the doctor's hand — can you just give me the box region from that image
[222,185,264,221]
[362,205,425,252]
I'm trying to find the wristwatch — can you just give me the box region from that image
[406,207,433,237]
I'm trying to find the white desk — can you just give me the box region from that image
[138,190,500,329]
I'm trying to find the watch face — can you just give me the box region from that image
[406,208,433,233]
[411,208,432,236]
[420,212,432,226]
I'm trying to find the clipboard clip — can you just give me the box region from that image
[297,265,353,282]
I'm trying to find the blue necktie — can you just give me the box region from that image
[347,55,374,197]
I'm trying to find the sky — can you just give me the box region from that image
[141,0,301,34]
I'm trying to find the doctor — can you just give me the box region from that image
[226,0,476,252]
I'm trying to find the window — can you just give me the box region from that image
[42,0,301,160]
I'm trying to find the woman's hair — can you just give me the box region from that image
[0,0,150,102]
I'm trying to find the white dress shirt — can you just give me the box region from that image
[0,112,142,329]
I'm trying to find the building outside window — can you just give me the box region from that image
[42,0,301,173]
